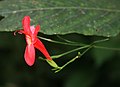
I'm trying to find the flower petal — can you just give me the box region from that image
[30,26,35,34]
[34,38,52,60]
[31,25,40,41]
[22,16,31,34]
[24,44,35,66]
[34,25,40,35]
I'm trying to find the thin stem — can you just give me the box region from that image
[51,45,89,59]
[38,36,120,51]
[93,45,120,51]
[80,45,93,56]
[92,38,109,44]
[38,45,89,60]
[56,35,77,44]
[38,36,86,46]
[56,45,92,73]
[38,36,120,73]
[58,53,80,72]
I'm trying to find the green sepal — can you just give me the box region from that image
[46,59,62,73]
[46,59,58,68]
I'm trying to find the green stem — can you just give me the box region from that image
[38,36,120,73]
[56,35,77,44]
[38,36,120,51]
[38,36,85,46]
[55,53,80,73]
[38,45,89,60]
[93,45,120,51]
[51,45,89,59]
[56,45,92,73]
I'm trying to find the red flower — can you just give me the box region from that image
[16,16,52,66]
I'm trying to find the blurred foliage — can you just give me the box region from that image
[0,0,120,87]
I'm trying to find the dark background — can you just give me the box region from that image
[0,31,120,87]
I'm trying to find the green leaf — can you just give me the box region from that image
[0,0,120,37]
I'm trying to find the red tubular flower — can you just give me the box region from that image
[17,16,52,66]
